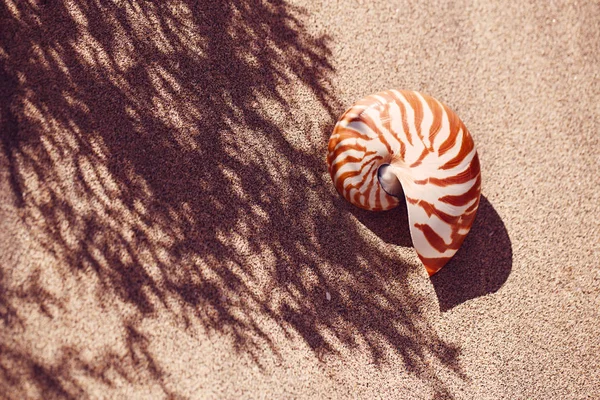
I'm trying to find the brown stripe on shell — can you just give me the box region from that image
[340,159,378,197]
[439,174,481,207]
[419,256,453,276]
[406,197,461,226]
[439,122,474,170]
[414,223,451,253]
[330,149,379,178]
[414,209,476,253]
[413,154,480,187]
[423,95,443,150]
[401,91,424,143]
[360,111,393,156]
[437,104,462,156]
[392,92,413,146]
[410,147,430,168]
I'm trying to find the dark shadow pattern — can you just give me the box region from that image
[1,0,474,398]
[431,196,512,311]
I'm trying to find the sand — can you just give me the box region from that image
[1,0,599,398]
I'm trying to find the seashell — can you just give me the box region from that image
[327,90,481,276]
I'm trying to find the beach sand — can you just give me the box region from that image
[1,0,599,398]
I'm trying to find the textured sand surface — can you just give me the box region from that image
[1,0,599,399]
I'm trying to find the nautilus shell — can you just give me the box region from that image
[327,90,481,276]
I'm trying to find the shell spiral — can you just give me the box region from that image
[327,90,481,276]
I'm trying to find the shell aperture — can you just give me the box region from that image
[326,90,481,276]
[378,164,404,197]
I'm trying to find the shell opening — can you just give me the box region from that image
[377,164,404,198]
